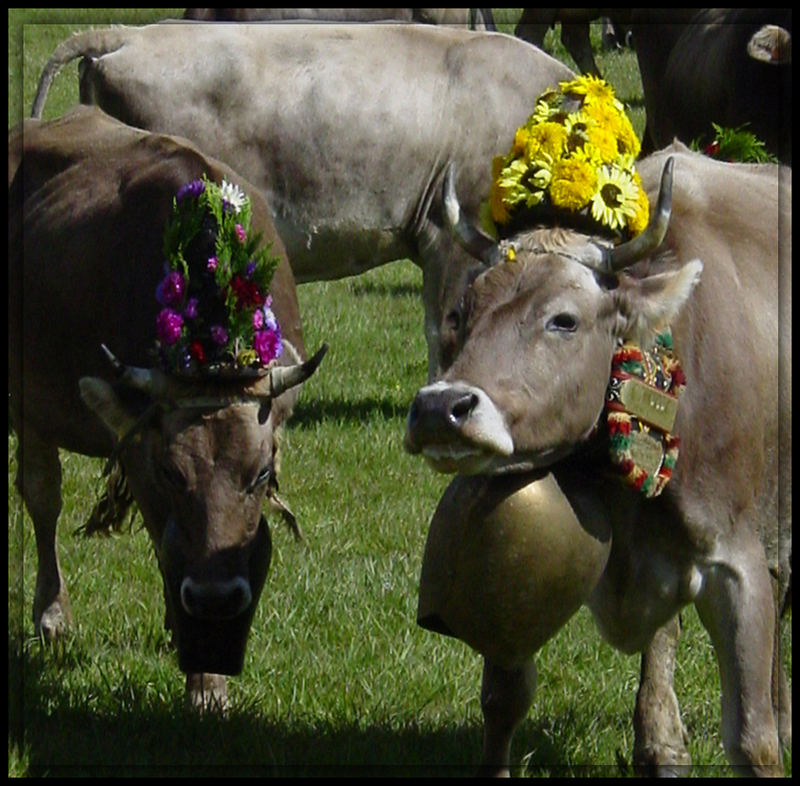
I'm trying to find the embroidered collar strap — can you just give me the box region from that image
[604,330,686,497]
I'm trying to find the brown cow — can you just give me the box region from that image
[630,8,792,163]
[9,105,326,709]
[405,143,791,774]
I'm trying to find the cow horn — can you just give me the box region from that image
[604,157,674,273]
[268,343,328,398]
[101,344,178,398]
[443,163,503,267]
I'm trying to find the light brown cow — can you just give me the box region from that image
[405,143,791,774]
[9,105,326,709]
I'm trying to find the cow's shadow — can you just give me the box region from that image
[10,633,594,777]
[291,395,410,428]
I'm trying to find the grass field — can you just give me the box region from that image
[9,9,791,777]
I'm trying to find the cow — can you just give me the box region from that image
[9,105,326,710]
[404,143,791,775]
[514,8,633,77]
[29,22,574,380]
[630,8,792,164]
[182,8,497,30]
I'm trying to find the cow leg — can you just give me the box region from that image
[16,430,73,640]
[185,673,229,713]
[560,24,601,76]
[479,657,537,777]
[633,614,691,775]
[695,533,782,776]
[772,590,791,749]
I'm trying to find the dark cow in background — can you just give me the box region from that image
[405,144,791,774]
[30,22,573,379]
[514,8,632,76]
[630,8,792,163]
[183,7,497,29]
[9,105,326,709]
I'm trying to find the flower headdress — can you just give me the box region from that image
[489,75,648,240]
[155,176,282,375]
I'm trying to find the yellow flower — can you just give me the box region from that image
[590,165,639,231]
[550,158,597,211]
[530,97,556,124]
[626,170,650,235]
[526,122,567,161]
[615,115,642,158]
[585,124,620,163]
[512,127,530,157]
[560,75,621,109]
[490,155,512,224]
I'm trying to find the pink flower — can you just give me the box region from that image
[235,224,247,243]
[156,308,184,346]
[156,271,185,307]
[254,327,283,365]
[252,309,264,330]
[207,255,218,272]
[210,325,229,346]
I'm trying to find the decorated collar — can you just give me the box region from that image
[488,75,648,243]
[154,176,282,376]
[605,330,686,497]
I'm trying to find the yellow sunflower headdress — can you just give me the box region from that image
[489,75,648,240]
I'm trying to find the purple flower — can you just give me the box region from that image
[156,308,184,346]
[210,325,229,346]
[207,255,218,272]
[235,223,247,243]
[262,303,279,331]
[254,326,283,365]
[176,179,205,202]
[246,261,257,278]
[156,271,186,307]
[184,297,199,319]
[252,309,264,330]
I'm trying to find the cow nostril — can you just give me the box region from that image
[449,392,478,425]
[180,576,252,620]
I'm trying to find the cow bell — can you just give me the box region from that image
[417,472,611,670]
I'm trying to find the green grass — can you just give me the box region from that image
[9,8,791,777]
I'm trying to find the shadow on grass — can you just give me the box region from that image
[9,633,598,777]
[290,394,409,428]
[347,281,421,299]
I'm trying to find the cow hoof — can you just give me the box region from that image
[33,592,74,642]
[633,746,692,777]
[185,673,229,714]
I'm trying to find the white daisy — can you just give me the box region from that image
[219,179,247,213]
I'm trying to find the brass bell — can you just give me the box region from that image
[417,472,611,669]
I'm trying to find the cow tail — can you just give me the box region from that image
[30,27,131,119]
[78,458,137,537]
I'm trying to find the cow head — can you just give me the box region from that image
[79,346,326,674]
[405,159,703,475]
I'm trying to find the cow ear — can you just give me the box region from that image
[617,260,703,347]
[79,376,139,439]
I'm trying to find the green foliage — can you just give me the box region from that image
[690,123,779,163]
[9,8,790,778]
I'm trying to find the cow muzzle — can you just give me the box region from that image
[404,381,514,473]
[180,574,252,620]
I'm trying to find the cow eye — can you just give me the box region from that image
[446,307,461,333]
[547,313,578,333]
[248,466,273,493]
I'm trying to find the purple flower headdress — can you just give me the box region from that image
[155,175,283,374]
